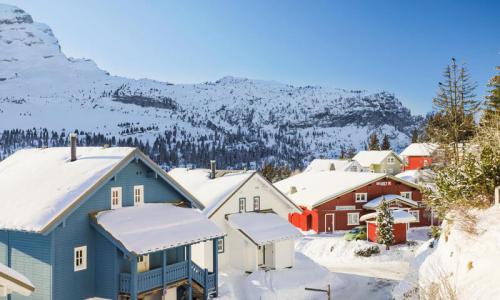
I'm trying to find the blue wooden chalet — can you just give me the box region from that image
[0,142,224,300]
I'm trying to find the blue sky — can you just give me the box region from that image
[4,0,500,114]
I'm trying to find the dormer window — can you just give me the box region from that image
[111,187,122,209]
[134,185,144,206]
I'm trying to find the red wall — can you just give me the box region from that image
[289,206,319,232]
[404,156,432,170]
[368,222,408,244]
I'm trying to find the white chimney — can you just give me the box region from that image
[495,186,499,206]
[289,186,297,194]
[210,160,216,179]
[70,133,77,162]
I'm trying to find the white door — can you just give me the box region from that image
[258,246,264,266]
[137,254,150,272]
[264,244,274,268]
[325,213,335,233]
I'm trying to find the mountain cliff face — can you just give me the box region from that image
[0,4,423,169]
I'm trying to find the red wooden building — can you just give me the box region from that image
[276,171,431,233]
[400,143,438,171]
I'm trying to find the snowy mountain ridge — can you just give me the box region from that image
[0,3,423,168]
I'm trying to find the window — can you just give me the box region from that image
[387,156,395,164]
[409,210,420,223]
[400,192,412,199]
[111,187,122,209]
[238,198,246,212]
[217,238,224,253]
[134,185,144,206]
[351,166,358,172]
[74,246,87,271]
[423,160,429,167]
[355,193,368,203]
[347,213,360,226]
[253,196,260,211]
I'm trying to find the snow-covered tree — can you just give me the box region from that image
[376,200,394,250]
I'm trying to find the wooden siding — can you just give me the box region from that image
[0,231,52,300]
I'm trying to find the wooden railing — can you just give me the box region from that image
[119,261,216,295]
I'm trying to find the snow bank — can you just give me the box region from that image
[394,206,500,299]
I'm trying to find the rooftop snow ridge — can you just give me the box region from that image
[0,4,33,24]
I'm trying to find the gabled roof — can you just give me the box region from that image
[226,212,302,246]
[93,204,224,255]
[353,150,402,167]
[304,159,361,172]
[400,143,439,157]
[0,147,203,233]
[360,209,417,224]
[274,171,421,209]
[168,168,301,217]
[0,263,34,296]
[363,194,419,210]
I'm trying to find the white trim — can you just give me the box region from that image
[74,246,87,271]
[133,185,144,206]
[347,212,360,226]
[335,205,356,211]
[400,191,412,200]
[355,193,368,203]
[110,187,122,209]
[409,210,420,223]
[324,213,335,232]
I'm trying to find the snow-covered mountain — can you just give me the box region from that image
[0,3,423,168]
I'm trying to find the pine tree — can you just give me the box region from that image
[368,133,380,150]
[427,58,480,164]
[380,134,391,150]
[376,200,394,250]
[262,163,276,182]
[481,66,500,127]
[411,129,419,143]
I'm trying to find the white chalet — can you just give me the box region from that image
[168,163,302,273]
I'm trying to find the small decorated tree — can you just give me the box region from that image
[376,200,394,250]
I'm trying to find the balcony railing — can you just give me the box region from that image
[119,261,215,295]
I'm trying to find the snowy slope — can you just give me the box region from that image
[0,3,424,168]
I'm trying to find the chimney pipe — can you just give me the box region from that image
[70,133,77,162]
[210,160,216,179]
[495,186,500,206]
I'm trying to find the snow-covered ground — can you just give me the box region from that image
[394,206,500,300]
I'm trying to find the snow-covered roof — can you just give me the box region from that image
[0,147,136,232]
[274,171,385,209]
[360,209,417,224]
[226,212,302,246]
[168,168,254,216]
[352,150,401,167]
[304,159,361,172]
[395,169,436,185]
[400,143,439,157]
[95,204,224,255]
[0,263,34,296]
[363,194,419,210]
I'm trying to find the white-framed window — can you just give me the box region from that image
[74,246,87,271]
[387,156,395,164]
[351,166,358,172]
[134,185,144,206]
[423,160,429,167]
[355,193,368,203]
[400,192,412,199]
[238,198,246,212]
[347,213,360,226]
[217,238,224,253]
[253,196,260,211]
[111,187,122,209]
[409,210,420,223]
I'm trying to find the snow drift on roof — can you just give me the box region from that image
[360,209,416,224]
[95,204,224,255]
[400,143,438,157]
[353,150,400,167]
[363,194,419,210]
[0,147,135,232]
[168,168,254,215]
[226,212,302,246]
[274,171,385,209]
[0,262,34,296]
[304,159,359,172]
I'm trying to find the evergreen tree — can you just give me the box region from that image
[427,58,480,164]
[376,200,394,250]
[368,133,380,150]
[411,129,419,143]
[262,163,276,182]
[481,66,500,126]
[380,134,391,150]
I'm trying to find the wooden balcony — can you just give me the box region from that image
[119,261,215,295]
